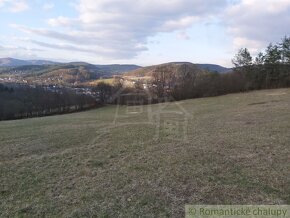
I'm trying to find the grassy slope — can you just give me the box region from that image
[1,89,290,217]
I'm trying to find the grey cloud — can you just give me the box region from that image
[0,44,44,52]
[15,0,228,59]
[16,25,147,57]
[225,0,290,53]
[0,43,44,59]
[30,40,147,59]
[30,40,99,54]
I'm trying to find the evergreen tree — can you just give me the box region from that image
[255,52,265,65]
[264,43,281,64]
[280,36,290,63]
[232,48,252,67]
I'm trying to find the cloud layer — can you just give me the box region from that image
[226,0,290,54]
[17,0,228,59]
[5,0,290,64]
[0,0,29,12]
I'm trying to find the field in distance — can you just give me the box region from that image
[0,89,290,217]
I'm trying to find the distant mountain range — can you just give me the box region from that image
[195,64,231,73]
[0,58,231,86]
[0,58,141,73]
[0,59,142,86]
[0,58,57,66]
[0,58,230,73]
[0,58,141,78]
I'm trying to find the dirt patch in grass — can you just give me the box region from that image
[248,101,267,106]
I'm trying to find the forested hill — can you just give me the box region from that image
[195,64,231,73]
[0,61,141,75]
[0,62,141,86]
[125,62,230,77]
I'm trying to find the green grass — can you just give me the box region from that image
[1,88,290,217]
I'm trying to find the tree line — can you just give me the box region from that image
[93,36,290,104]
[231,36,290,90]
[148,36,290,101]
[0,84,98,120]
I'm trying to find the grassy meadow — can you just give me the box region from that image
[0,89,290,217]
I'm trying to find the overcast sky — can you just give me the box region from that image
[1,0,290,67]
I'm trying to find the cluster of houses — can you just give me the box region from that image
[43,85,100,99]
[0,76,28,84]
[0,80,100,101]
[0,73,156,103]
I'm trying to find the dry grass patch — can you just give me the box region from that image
[0,88,290,217]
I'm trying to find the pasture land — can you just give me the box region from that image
[0,89,290,217]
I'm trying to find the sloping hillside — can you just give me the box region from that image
[1,88,289,217]
[125,62,230,78]
[0,62,141,86]
[125,62,203,77]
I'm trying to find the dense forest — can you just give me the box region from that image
[0,84,98,120]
